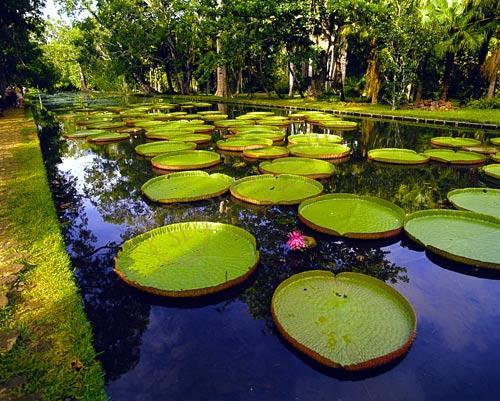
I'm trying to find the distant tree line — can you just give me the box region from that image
[2,0,499,108]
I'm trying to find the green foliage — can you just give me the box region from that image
[467,97,500,109]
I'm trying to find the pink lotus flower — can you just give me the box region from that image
[287,230,307,251]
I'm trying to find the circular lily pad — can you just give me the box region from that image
[115,222,259,296]
[230,174,323,205]
[217,138,273,151]
[237,132,285,142]
[146,132,212,144]
[135,141,196,157]
[141,171,233,203]
[151,150,221,170]
[298,194,405,239]
[87,132,129,143]
[272,270,416,370]
[463,146,498,155]
[492,153,500,163]
[259,157,335,179]
[320,120,358,129]
[86,121,127,130]
[447,188,500,219]
[288,144,351,159]
[424,149,486,165]
[368,148,430,165]
[404,210,500,269]
[243,146,290,159]
[490,138,500,146]
[215,119,254,128]
[64,129,106,139]
[430,137,481,148]
[288,134,343,145]
[483,164,500,179]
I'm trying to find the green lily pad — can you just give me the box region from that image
[230,174,323,205]
[215,119,254,128]
[201,114,228,121]
[233,126,281,134]
[490,137,500,146]
[431,136,481,148]
[145,131,212,144]
[243,146,290,159]
[368,148,430,165]
[64,129,106,139]
[320,120,358,129]
[259,157,335,179]
[463,146,498,155]
[135,141,196,157]
[288,144,351,159]
[141,171,233,203]
[192,102,212,107]
[404,210,500,269]
[115,222,259,296]
[87,132,129,143]
[288,134,343,145]
[447,188,500,219]
[217,138,273,151]
[492,153,500,163]
[272,270,416,370]
[151,150,221,170]
[86,121,127,130]
[298,194,405,239]
[483,164,500,179]
[237,132,285,142]
[424,149,486,165]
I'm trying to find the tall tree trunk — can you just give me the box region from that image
[365,53,380,104]
[132,72,154,94]
[214,0,228,97]
[441,51,454,101]
[288,62,294,97]
[165,70,175,93]
[309,51,327,98]
[472,33,493,98]
[78,63,88,92]
[482,48,500,99]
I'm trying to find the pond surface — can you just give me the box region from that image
[37,93,500,401]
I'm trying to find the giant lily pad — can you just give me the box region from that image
[259,157,335,179]
[237,132,285,142]
[64,129,106,139]
[483,164,500,179]
[86,121,127,130]
[320,120,358,129]
[288,134,343,145]
[490,137,500,146]
[463,146,498,155]
[217,138,273,151]
[115,222,259,296]
[288,144,351,159]
[404,210,500,269]
[424,149,486,165]
[430,137,481,148]
[492,153,500,163]
[230,174,323,205]
[151,150,221,170]
[298,194,405,239]
[368,148,430,165]
[272,270,416,370]
[447,188,500,219]
[243,146,290,159]
[135,141,196,157]
[141,171,233,203]
[87,132,129,143]
[146,131,211,144]
[215,119,254,128]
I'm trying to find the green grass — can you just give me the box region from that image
[0,116,106,400]
[172,94,500,126]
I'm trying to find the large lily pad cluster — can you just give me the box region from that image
[55,100,500,372]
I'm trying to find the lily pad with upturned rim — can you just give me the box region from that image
[259,157,335,179]
[134,141,196,157]
[423,149,486,165]
[288,144,351,159]
[368,148,430,165]
[114,222,259,297]
[404,210,500,269]
[243,146,290,159]
[151,150,221,170]
[230,174,323,205]
[217,138,273,151]
[271,270,416,370]
[87,132,129,143]
[492,153,500,163]
[86,121,127,130]
[298,194,405,239]
[146,132,212,144]
[320,120,358,129]
[483,164,500,180]
[141,171,233,203]
[463,146,498,155]
[64,129,106,139]
[447,188,500,219]
[490,137,500,146]
[288,134,343,145]
[430,137,481,148]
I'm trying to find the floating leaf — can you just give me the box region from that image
[134,141,196,157]
[430,137,481,148]
[243,146,290,159]
[368,148,429,165]
[151,150,220,170]
[259,157,335,179]
[288,144,350,159]
[424,149,486,165]
[447,188,500,219]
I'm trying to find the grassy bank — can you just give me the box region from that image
[0,109,106,400]
[172,94,500,126]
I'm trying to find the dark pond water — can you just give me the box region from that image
[36,93,500,401]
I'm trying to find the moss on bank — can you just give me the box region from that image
[0,109,106,400]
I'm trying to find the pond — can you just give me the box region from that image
[36,93,500,401]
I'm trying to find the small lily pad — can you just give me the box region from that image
[298,194,405,239]
[490,137,500,146]
[64,129,106,139]
[86,121,127,130]
[272,270,416,370]
[151,150,221,170]
[230,174,323,205]
[142,171,233,203]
